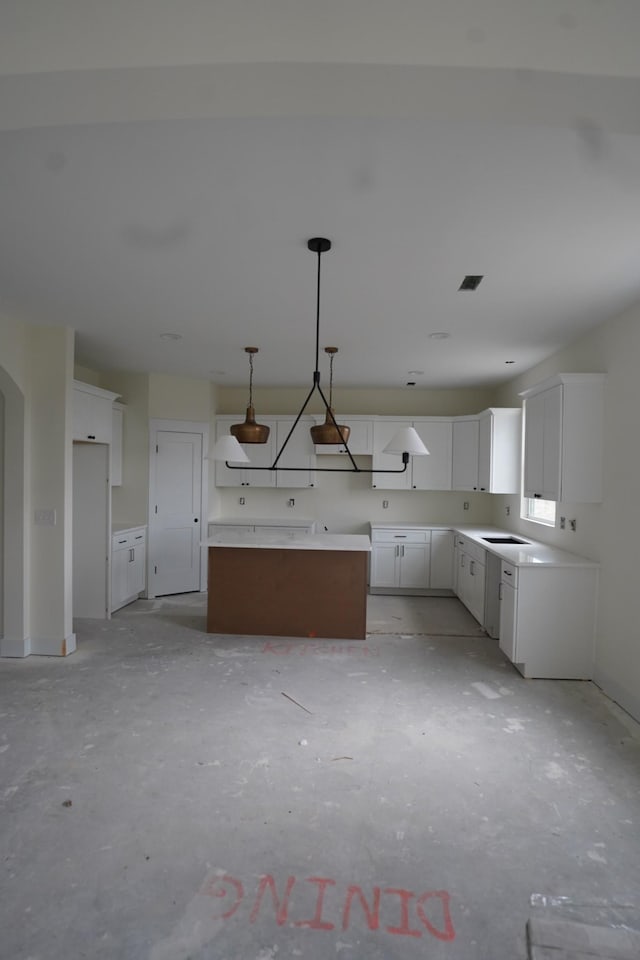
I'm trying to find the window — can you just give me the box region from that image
[522,497,556,526]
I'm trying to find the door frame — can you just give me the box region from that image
[147,419,209,598]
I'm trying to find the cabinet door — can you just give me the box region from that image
[111,538,130,611]
[410,420,453,490]
[73,388,113,443]
[398,543,429,589]
[111,404,124,486]
[313,417,373,455]
[467,557,486,624]
[215,418,276,488]
[430,531,454,589]
[477,413,492,492]
[523,386,562,501]
[452,418,479,491]
[499,580,517,662]
[456,550,470,607]
[275,418,317,488]
[128,532,146,597]
[370,543,399,587]
[371,420,412,490]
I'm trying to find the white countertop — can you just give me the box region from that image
[370,521,454,531]
[453,525,598,568]
[204,532,371,552]
[369,520,597,568]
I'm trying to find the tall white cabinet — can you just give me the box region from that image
[520,373,605,503]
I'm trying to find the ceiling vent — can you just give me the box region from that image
[458,275,483,291]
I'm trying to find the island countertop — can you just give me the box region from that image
[203,532,371,552]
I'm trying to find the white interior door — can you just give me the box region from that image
[149,427,205,597]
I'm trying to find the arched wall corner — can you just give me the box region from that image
[0,365,29,656]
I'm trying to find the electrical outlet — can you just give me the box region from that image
[463,501,470,511]
[570,518,577,531]
[505,505,511,517]
[382,500,389,509]
[239,496,245,506]
[287,498,295,508]
[559,516,566,530]
[34,508,56,526]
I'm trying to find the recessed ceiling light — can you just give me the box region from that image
[160,332,182,341]
[505,360,516,365]
[408,370,424,376]
[406,381,416,387]
[429,332,451,340]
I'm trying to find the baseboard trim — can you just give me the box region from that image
[29,633,77,657]
[0,634,32,657]
[592,666,640,726]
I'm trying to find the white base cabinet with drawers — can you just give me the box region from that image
[111,526,147,613]
[369,526,454,595]
[498,559,598,679]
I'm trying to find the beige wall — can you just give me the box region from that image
[28,326,75,651]
[218,386,496,417]
[149,374,212,421]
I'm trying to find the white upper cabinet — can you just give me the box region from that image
[111,402,124,486]
[214,415,317,488]
[410,419,453,491]
[477,408,521,494]
[214,415,277,488]
[313,415,373,455]
[451,410,520,493]
[274,417,317,488]
[451,417,479,491]
[371,418,452,490]
[371,419,412,489]
[520,373,605,503]
[72,380,120,444]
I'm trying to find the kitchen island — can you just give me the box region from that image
[204,532,371,640]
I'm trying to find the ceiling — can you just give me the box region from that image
[2,2,640,389]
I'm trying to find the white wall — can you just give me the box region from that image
[28,326,75,654]
[493,307,640,722]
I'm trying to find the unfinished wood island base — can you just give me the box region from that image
[205,533,371,640]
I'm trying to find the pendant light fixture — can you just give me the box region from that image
[230,347,270,444]
[310,347,351,445]
[212,237,429,474]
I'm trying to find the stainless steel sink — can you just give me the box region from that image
[482,536,529,545]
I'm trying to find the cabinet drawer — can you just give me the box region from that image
[112,528,146,550]
[455,535,486,564]
[371,528,431,544]
[112,532,132,549]
[500,561,518,587]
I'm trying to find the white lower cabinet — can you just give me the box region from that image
[370,528,430,590]
[498,560,598,679]
[430,530,454,590]
[454,534,486,624]
[111,527,146,613]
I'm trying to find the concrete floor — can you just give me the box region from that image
[2,594,640,959]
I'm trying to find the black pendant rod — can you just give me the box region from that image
[224,236,410,476]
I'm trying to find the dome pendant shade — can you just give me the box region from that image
[310,409,351,445]
[230,406,270,444]
[231,347,270,443]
